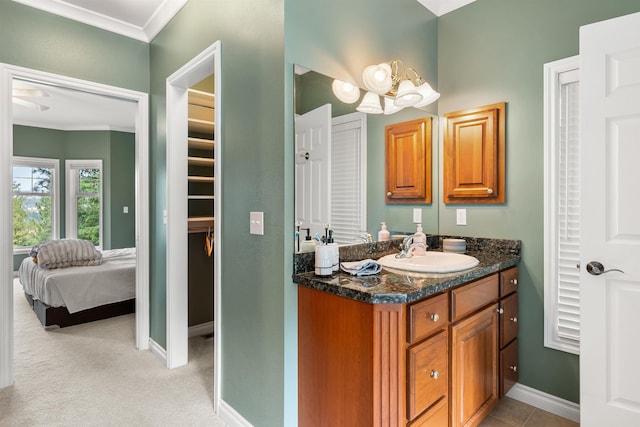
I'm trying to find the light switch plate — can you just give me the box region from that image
[250,211,264,235]
[123,206,128,214]
[413,208,422,224]
[456,209,467,226]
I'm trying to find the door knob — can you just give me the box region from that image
[586,261,624,276]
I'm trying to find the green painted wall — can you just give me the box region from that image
[437,0,640,403]
[0,1,148,91]
[12,126,135,270]
[108,131,136,249]
[149,1,286,425]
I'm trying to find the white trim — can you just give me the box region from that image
[165,42,222,415]
[543,55,581,355]
[0,63,150,388]
[188,321,214,337]
[11,0,189,43]
[219,400,254,427]
[507,382,580,423]
[148,337,167,363]
[65,159,103,248]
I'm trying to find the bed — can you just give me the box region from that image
[18,246,136,329]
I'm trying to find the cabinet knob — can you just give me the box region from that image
[430,370,439,379]
[386,191,392,196]
[509,365,518,372]
[487,188,494,194]
[429,313,440,322]
[509,316,518,323]
[496,308,504,314]
[510,278,518,285]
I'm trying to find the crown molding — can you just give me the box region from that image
[416,0,476,17]
[11,0,188,42]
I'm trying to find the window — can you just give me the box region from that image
[66,160,103,248]
[543,56,580,355]
[12,157,59,253]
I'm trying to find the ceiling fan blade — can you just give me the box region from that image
[12,97,50,112]
[12,88,50,98]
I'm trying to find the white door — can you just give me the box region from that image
[580,11,640,425]
[295,104,331,240]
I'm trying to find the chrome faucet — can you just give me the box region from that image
[359,231,375,253]
[395,234,427,259]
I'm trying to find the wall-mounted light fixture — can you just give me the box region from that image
[331,60,439,115]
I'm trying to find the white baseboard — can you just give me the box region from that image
[148,338,167,364]
[507,383,580,423]
[188,321,214,337]
[219,399,253,427]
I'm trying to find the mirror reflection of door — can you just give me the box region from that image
[295,104,331,241]
[295,103,367,246]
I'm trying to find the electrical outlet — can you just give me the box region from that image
[413,208,422,224]
[456,209,467,226]
[250,211,264,235]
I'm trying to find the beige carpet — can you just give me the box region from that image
[0,279,225,426]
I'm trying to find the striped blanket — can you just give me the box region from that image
[31,239,103,269]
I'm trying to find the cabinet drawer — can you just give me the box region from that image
[500,292,519,348]
[408,293,448,344]
[500,338,519,397]
[407,330,448,421]
[451,274,499,322]
[500,266,519,297]
[408,396,448,427]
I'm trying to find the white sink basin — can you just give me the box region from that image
[377,252,480,274]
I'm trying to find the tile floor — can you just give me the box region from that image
[480,397,579,427]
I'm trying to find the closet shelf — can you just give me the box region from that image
[188,118,214,136]
[188,137,214,151]
[188,89,215,109]
[188,176,214,183]
[188,156,215,167]
[188,216,215,234]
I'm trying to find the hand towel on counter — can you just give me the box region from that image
[340,259,382,276]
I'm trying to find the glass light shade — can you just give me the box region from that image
[362,63,393,95]
[383,96,404,115]
[356,91,383,114]
[413,82,441,108]
[331,79,361,104]
[393,80,423,107]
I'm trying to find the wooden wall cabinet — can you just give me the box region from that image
[385,117,432,204]
[443,102,505,204]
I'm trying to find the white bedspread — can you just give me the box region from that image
[19,247,136,314]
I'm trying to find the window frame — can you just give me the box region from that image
[65,159,103,249]
[543,55,581,355]
[12,156,60,254]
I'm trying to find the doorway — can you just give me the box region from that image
[0,63,150,387]
[165,42,222,412]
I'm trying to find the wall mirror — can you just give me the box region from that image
[294,65,439,250]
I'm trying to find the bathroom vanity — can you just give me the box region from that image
[294,238,520,427]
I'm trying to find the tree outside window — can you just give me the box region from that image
[12,159,58,251]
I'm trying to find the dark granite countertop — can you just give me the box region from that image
[292,236,521,305]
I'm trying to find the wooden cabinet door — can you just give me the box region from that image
[443,102,505,204]
[450,303,499,427]
[499,292,518,348]
[385,117,432,204]
[407,330,448,421]
[500,338,519,398]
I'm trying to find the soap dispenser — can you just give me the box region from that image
[378,222,390,242]
[413,223,427,255]
[299,228,316,253]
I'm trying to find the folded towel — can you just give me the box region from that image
[340,259,382,276]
